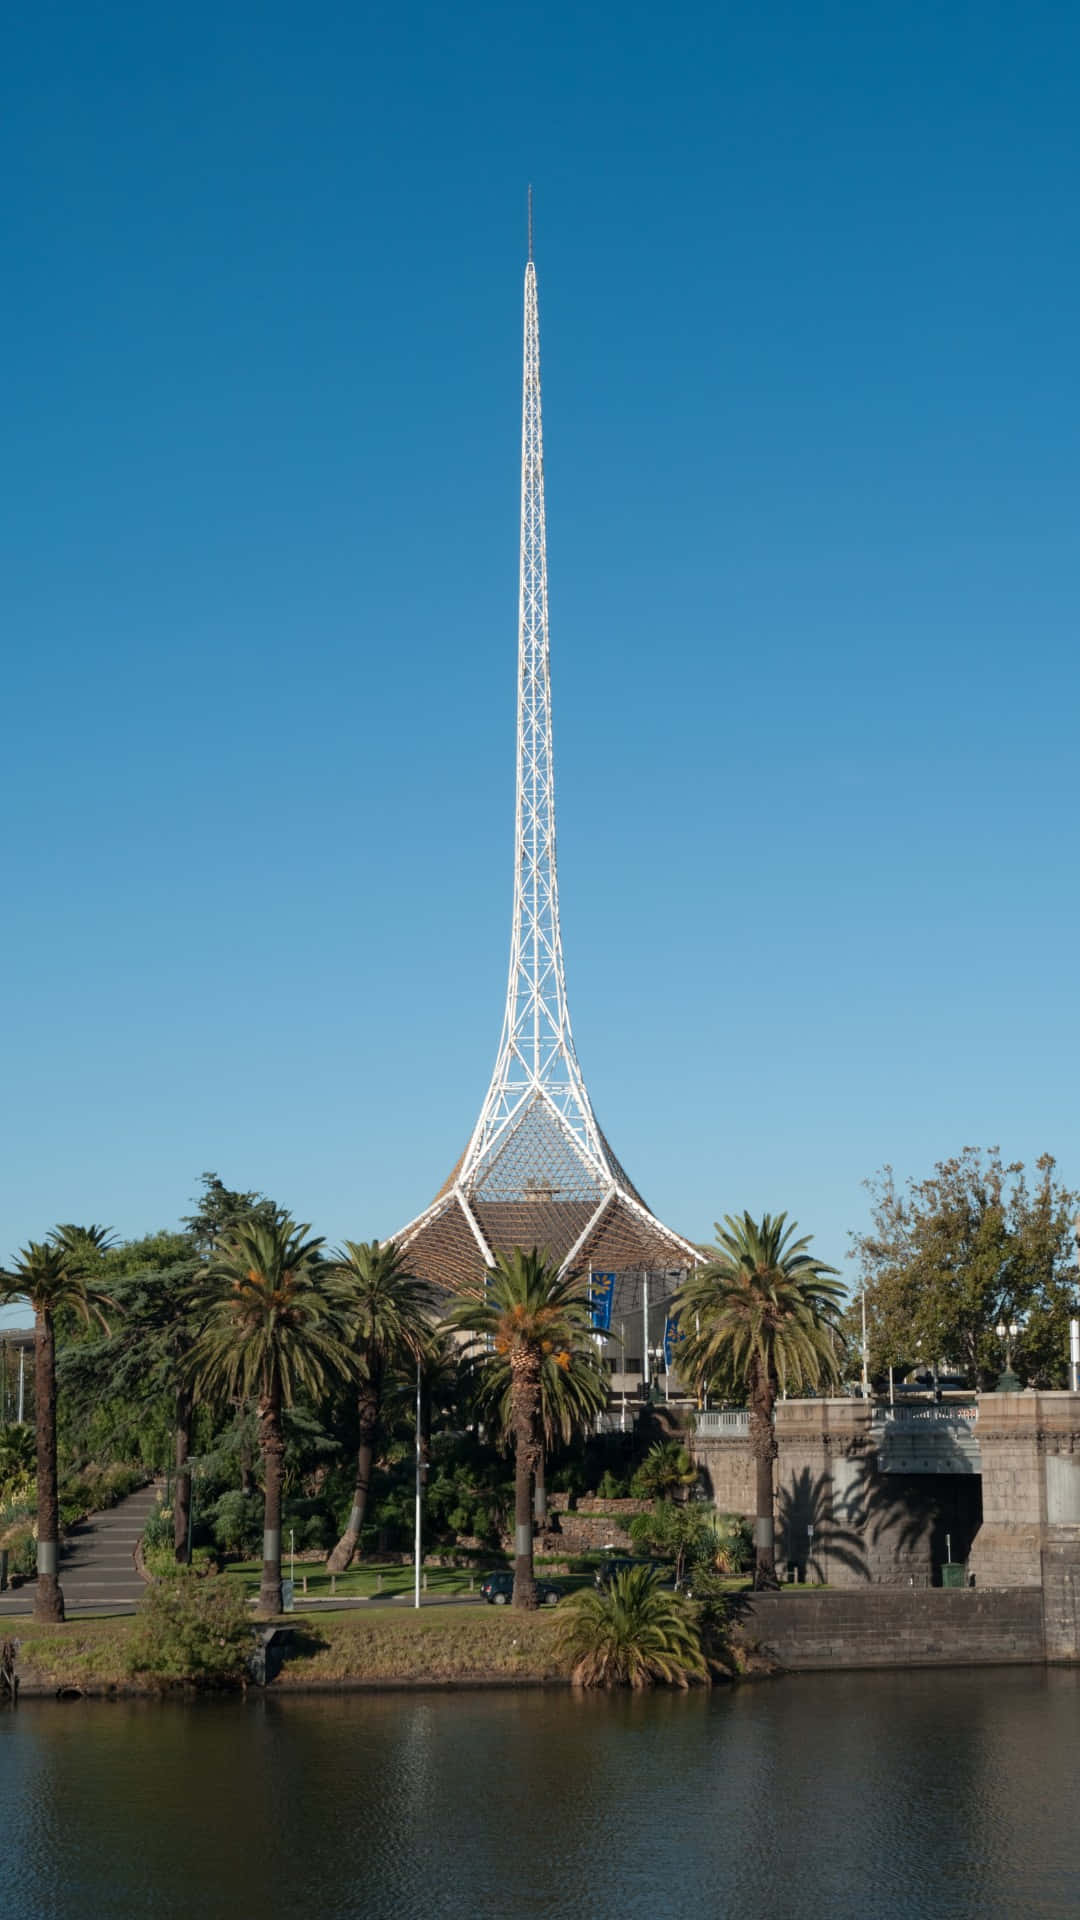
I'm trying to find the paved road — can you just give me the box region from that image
[0,1480,160,1618]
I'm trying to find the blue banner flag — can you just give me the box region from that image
[590,1271,616,1333]
[663,1315,685,1370]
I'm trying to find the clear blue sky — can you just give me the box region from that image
[3,0,1078,1316]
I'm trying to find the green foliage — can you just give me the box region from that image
[677,1212,844,1404]
[0,1425,34,1503]
[555,1566,708,1688]
[631,1441,697,1501]
[596,1469,629,1498]
[142,1501,174,1552]
[128,1574,252,1687]
[188,1218,355,1409]
[210,1489,264,1557]
[629,1499,712,1585]
[850,1149,1080,1387]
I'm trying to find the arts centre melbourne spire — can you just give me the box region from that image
[395,216,698,1331]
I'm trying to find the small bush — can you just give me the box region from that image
[596,1471,627,1499]
[142,1503,174,1553]
[128,1575,252,1688]
[210,1490,263,1558]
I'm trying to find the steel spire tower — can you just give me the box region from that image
[396,228,697,1301]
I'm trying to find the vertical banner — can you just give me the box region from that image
[663,1314,685,1371]
[590,1271,616,1333]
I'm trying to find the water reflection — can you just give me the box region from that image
[0,1670,1078,1917]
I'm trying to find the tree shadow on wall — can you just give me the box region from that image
[777,1467,868,1583]
[778,1457,956,1584]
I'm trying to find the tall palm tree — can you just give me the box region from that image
[470,1339,609,1525]
[325,1239,435,1573]
[0,1240,114,1622]
[187,1216,356,1614]
[447,1247,594,1609]
[675,1212,843,1589]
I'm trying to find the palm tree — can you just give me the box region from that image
[0,1241,114,1621]
[470,1340,609,1525]
[555,1565,708,1688]
[675,1212,843,1590]
[633,1439,697,1502]
[325,1240,435,1573]
[187,1216,356,1614]
[447,1247,594,1609]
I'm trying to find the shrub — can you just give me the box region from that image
[210,1490,263,1558]
[554,1567,708,1689]
[142,1503,174,1553]
[128,1575,252,1687]
[596,1470,627,1499]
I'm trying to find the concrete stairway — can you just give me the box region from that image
[0,1479,159,1617]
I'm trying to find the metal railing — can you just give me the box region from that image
[694,1409,750,1433]
[871,1405,978,1426]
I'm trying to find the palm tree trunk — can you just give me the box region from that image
[327,1373,380,1573]
[749,1361,778,1591]
[511,1359,540,1609]
[173,1383,192,1564]
[33,1306,64,1623]
[257,1373,285,1615]
[533,1443,547,1528]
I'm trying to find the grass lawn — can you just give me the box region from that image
[9,1601,568,1690]
[220,1559,498,1602]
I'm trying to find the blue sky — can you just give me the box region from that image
[2,0,1079,1318]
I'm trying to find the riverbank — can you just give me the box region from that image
[9,1605,571,1695]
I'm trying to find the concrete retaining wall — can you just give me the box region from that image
[741,1588,1046,1670]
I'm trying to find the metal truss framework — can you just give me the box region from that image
[395,239,698,1305]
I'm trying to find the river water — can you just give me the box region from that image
[1,1667,1078,1918]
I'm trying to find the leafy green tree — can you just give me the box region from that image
[186,1216,356,1613]
[447,1248,594,1609]
[628,1498,710,1586]
[325,1240,434,1573]
[0,1241,115,1621]
[676,1213,843,1590]
[58,1231,201,1557]
[555,1565,707,1688]
[850,1149,1080,1388]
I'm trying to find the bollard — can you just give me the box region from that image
[302,1575,308,1596]
[377,1573,383,1594]
[423,1572,428,1592]
[330,1573,337,1597]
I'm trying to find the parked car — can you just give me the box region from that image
[594,1558,692,1595]
[480,1570,562,1607]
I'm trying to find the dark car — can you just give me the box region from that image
[594,1558,689,1595]
[480,1570,561,1607]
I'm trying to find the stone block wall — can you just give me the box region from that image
[742,1588,1046,1669]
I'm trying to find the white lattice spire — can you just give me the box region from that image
[454,243,617,1205]
[394,229,699,1291]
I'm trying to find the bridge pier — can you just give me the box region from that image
[967,1393,1080,1609]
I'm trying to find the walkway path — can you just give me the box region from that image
[0,1480,160,1617]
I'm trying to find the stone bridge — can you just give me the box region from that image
[689,1392,1080,1624]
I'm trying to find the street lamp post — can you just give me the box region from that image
[995,1319,1021,1393]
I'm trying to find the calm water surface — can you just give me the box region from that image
[1,1667,1078,1918]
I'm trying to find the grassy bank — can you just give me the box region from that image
[10,1604,568,1693]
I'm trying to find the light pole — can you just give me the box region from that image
[995,1319,1021,1392]
[414,1360,423,1609]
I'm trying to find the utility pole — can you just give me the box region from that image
[414,1360,423,1610]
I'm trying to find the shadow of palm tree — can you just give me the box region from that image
[777,1466,868,1582]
